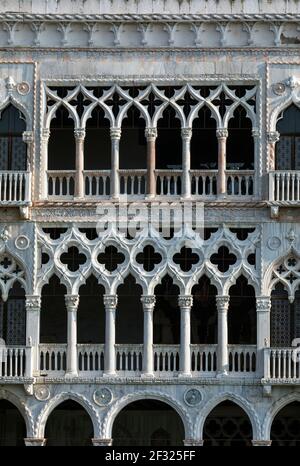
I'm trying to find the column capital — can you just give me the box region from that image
[145,127,157,140]
[256,296,271,312]
[26,295,41,311]
[22,130,34,144]
[41,128,50,141]
[104,294,118,309]
[267,131,280,144]
[74,128,86,140]
[65,294,79,311]
[110,127,121,140]
[178,295,193,308]
[181,127,192,140]
[216,295,230,311]
[216,128,228,139]
[252,127,260,138]
[141,295,156,309]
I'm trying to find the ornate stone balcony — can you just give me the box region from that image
[269,171,300,204]
[0,171,31,205]
[263,347,300,384]
[0,345,32,380]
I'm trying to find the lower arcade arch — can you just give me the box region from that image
[0,399,26,446]
[44,400,94,446]
[270,401,300,446]
[111,399,185,446]
[203,400,253,446]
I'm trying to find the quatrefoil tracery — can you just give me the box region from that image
[271,254,300,301]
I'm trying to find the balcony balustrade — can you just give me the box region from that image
[264,347,300,382]
[269,171,300,203]
[0,171,31,205]
[0,346,31,378]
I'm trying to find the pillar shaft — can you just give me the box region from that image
[110,128,121,199]
[217,129,228,196]
[256,296,271,376]
[216,295,230,375]
[25,295,41,376]
[104,295,117,376]
[267,131,280,171]
[141,295,155,377]
[65,295,79,376]
[178,295,193,376]
[74,128,85,198]
[145,128,157,198]
[181,128,192,198]
[40,128,50,199]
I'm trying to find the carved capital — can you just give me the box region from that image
[110,128,121,140]
[216,295,230,312]
[22,131,34,144]
[145,127,157,140]
[41,128,50,141]
[267,131,280,144]
[178,295,193,308]
[103,294,118,309]
[256,296,271,312]
[26,295,41,311]
[141,295,156,309]
[74,128,86,141]
[181,127,192,140]
[65,294,79,311]
[216,128,228,139]
[252,127,260,138]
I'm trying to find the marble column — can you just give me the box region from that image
[65,294,79,377]
[110,128,121,199]
[181,127,192,199]
[252,127,260,197]
[216,128,228,197]
[40,128,50,199]
[216,295,230,375]
[178,295,193,376]
[74,128,85,198]
[256,296,271,377]
[267,131,280,171]
[141,295,155,377]
[25,295,41,376]
[103,295,118,376]
[145,127,157,198]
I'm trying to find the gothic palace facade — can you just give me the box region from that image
[2,0,300,446]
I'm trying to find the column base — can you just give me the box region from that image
[145,194,156,200]
[178,372,192,378]
[252,440,272,447]
[141,372,155,379]
[24,438,46,447]
[216,370,228,378]
[92,438,113,446]
[103,371,117,378]
[184,439,203,446]
[65,371,79,379]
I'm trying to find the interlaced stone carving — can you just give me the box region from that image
[270,254,300,302]
[0,253,25,301]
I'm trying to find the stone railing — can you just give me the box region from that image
[47,170,75,198]
[269,171,300,202]
[39,344,67,374]
[264,347,300,381]
[228,345,257,374]
[226,170,255,197]
[77,344,105,372]
[119,169,147,197]
[0,171,31,204]
[155,170,182,197]
[84,170,110,197]
[115,344,143,373]
[191,344,217,374]
[190,170,218,197]
[153,344,180,374]
[0,346,31,378]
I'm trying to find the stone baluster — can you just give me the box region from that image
[110,128,121,199]
[216,295,230,375]
[103,295,118,376]
[181,127,192,199]
[141,295,156,377]
[74,128,85,198]
[145,127,157,198]
[216,128,228,197]
[65,294,79,377]
[178,295,193,376]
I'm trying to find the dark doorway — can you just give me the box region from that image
[154,275,180,344]
[40,275,67,343]
[191,276,217,344]
[228,276,256,344]
[0,400,26,446]
[116,275,143,344]
[271,401,300,446]
[276,104,300,170]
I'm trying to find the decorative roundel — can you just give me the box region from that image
[93,388,113,406]
[15,235,30,250]
[184,388,202,406]
[267,236,281,251]
[17,81,30,95]
[272,82,286,96]
[34,385,50,401]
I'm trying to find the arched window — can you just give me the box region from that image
[191,107,217,169]
[154,275,180,344]
[276,104,300,170]
[156,106,181,169]
[48,105,75,170]
[227,106,254,170]
[85,106,110,170]
[0,282,26,345]
[271,283,300,347]
[228,276,256,344]
[120,106,146,169]
[0,105,26,171]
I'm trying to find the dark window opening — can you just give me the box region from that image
[42,228,68,240]
[120,106,146,169]
[156,107,181,169]
[173,246,199,272]
[191,107,217,169]
[191,276,217,344]
[116,275,143,344]
[85,106,110,170]
[0,400,26,446]
[48,106,75,170]
[154,275,180,344]
[0,104,26,171]
[40,275,67,343]
[229,227,255,240]
[227,106,254,170]
[97,246,125,272]
[60,246,87,272]
[228,276,256,344]
[271,283,300,347]
[0,282,26,345]
[276,104,300,170]
[78,276,105,344]
[271,402,300,446]
[136,245,162,272]
[78,228,98,240]
[210,246,237,273]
